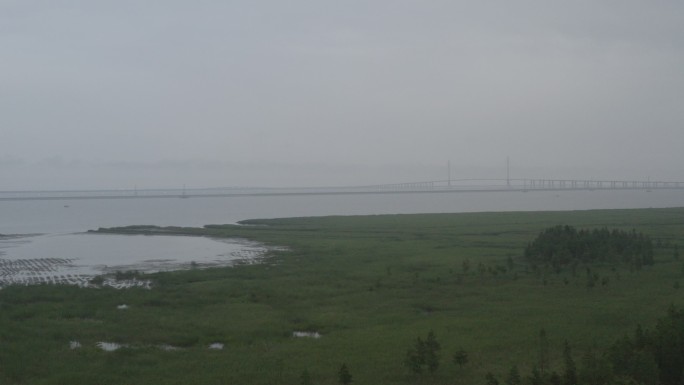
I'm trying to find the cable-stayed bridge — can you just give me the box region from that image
[1,178,683,201]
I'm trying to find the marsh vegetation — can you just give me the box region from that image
[1,208,684,384]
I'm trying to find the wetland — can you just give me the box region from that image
[1,205,684,384]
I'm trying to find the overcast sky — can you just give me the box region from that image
[1,1,683,189]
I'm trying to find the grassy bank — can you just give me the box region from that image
[2,208,684,384]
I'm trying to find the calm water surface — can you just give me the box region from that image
[1,190,683,285]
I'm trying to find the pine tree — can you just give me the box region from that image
[404,337,425,374]
[338,363,352,385]
[539,328,550,374]
[424,330,441,374]
[462,258,471,274]
[579,348,613,385]
[453,349,468,368]
[485,372,500,385]
[300,369,312,385]
[405,331,442,375]
[505,365,521,385]
[562,341,577,385]
[528,366,543,385]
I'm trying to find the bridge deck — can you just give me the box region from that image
[1,179,682,201]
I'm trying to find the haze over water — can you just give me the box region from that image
[0,188,683,286]
[3,189,684,234]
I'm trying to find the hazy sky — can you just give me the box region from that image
[2,1,683,189]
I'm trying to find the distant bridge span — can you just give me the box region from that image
[371,178,684,192]
[0,178,683,201]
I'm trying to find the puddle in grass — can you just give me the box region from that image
[97,342,125,351]
[293,331,322,339]
[71,341,185,352]
[0,233,272,288]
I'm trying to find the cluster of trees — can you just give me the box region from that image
[302,307,684,384]
[610,306,684,385]
[404,330,442,375]
[404,330,469,377]
[301,364,352,385]
[485,336,585,385]
[524,225,654,270]
[485,307,684,385]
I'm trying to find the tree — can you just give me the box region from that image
[607,306,684,385]
[485,372,500,385]
[462,258,471,274]
[300,369,312,385]
[453,348,468,368]
[527,366,543,385]
[404,331,441,375]
[404,338,425,375]
[539,328,550,374]
[338,363,352,385]
[505,365,521,385]
[524,225,655,269]
[424,330,441,374]
[548,372,562,385]
[506,255,515,272]
[562,341,577,385]
[609,329,659,385]
[579,348,613,385]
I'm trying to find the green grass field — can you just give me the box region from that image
[2,208,684,384]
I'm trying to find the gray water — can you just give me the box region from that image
[1,189,683,286]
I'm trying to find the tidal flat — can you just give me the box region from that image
[0,233,269,288]
[1,208,684,384]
